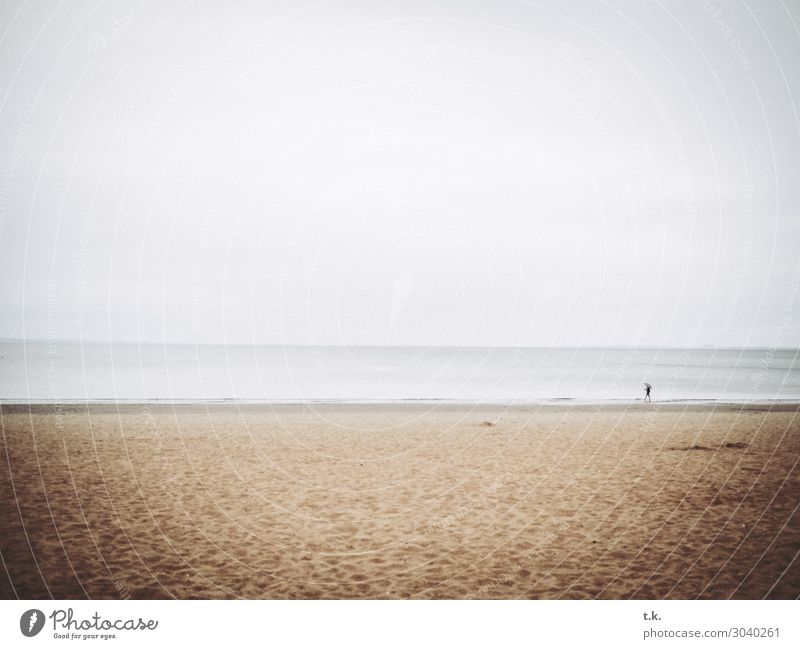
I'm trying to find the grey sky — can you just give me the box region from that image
[1,0,799,347]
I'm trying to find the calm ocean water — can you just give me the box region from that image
[1,341,798,402]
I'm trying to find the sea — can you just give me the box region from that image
[1,341,798,403]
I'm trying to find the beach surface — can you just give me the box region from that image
[1,403,798,599]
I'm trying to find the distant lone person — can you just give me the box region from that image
[644,382,652,402]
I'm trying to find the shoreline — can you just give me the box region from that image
[2,400,799,414]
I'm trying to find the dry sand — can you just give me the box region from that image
[1,403,798,599]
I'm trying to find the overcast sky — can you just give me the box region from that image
[1,0,799,348]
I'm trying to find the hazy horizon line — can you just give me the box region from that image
[2,338,798,352]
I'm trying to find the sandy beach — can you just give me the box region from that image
[1,403,798,599]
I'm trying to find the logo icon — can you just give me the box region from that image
[20,609,45,637]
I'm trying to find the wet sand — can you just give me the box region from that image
[1,403,798,599]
